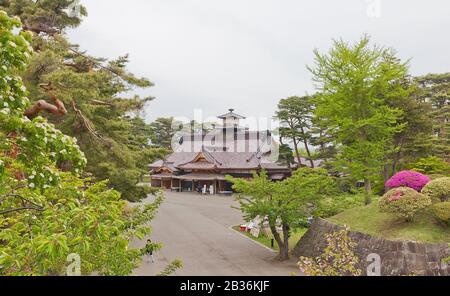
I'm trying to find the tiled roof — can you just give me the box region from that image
[217,108,246,119]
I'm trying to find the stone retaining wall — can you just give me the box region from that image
[292,218,449,276]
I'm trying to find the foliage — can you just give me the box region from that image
[0,11,163,275]
[315,194,366,218]
[149,117,183,149]
[0,0,87,34]
[156,259,183,276]
[408,156,450,176]
[276,143,295,170]
[430,202,450,226]
[1,2,165,201]
[421,177,450,203]
[415,73,450,159]
[275,96,315,167]
[227,168,336,260]
[0,177,164,275]
[382,82,434,184]
[308,35,410,195]
[385,170,430,192]
[298,228,362,276]
[379,187,431,222]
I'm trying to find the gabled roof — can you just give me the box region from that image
[217,108,246,119]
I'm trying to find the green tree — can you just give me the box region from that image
[0,0,87,35]
[382,80,433,185]
[1,1,164,201]
[415,73,450,160]
[277,143,295,172]
[408,156,450,176]
[227,168,336,260]
[149,117,183,149]
[275,96,315,167]
[308,35,409,201]
[0,11,172,275]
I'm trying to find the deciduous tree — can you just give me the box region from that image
[308,35,409,201]
[227,168,336,260]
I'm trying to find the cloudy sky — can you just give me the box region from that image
[69,0,450,124]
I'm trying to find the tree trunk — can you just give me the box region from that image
[383,165,390,193]
[269,223,289,261]
[364,178,372,205]
[300,127,314,168]
[303,140,314,168]
[292,138,302,167]
[281,223,290,260]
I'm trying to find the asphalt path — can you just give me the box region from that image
[132,191,299,276]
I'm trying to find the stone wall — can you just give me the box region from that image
[292,218,450,276]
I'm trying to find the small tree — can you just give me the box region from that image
[275,96,315,167]
[298,228,362,276]
[227,168,336,260]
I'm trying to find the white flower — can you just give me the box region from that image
[29,183,35,188]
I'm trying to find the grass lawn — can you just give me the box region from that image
[328,199,450,243]
[232,226,307,251]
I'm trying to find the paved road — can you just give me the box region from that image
[132,191,299,276]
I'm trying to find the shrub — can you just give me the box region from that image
[379,187,431,222]
[385,170,430,192]
[421,177,450,203]
[298,228,361,276]
[431,202,450,226]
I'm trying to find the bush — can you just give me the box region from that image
[431,202,450,226]
[421,177,450,203]
[385,170,430,192]
[379,187,431,222]
[298,228,361,276]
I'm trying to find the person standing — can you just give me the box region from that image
[144,239,155,263]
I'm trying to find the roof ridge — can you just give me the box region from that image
[245,132,269,162]
[202,146,223,165]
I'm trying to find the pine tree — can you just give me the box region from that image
[1,1,165,201]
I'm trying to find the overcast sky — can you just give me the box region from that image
[68,0,450,124]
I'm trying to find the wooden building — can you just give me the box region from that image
[149,109,317,194]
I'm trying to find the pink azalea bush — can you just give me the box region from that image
[379,187,432,221]
[385,170,431,192]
